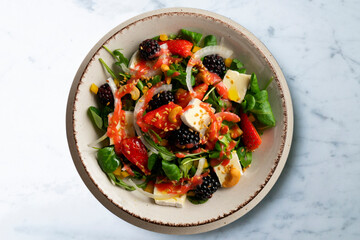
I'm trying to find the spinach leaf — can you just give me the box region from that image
[148,153,159,171]
[250,90,276,127]
[209,151,220,159]
[249,73,260,94]
[204,35,217,46]
[107,173,135,191]
[152,35,160,41]
[241,94,256,113]
[88,106,103,129]
[162,160,181,181]
[180,158,193,178]
[205,90,224,112]
[242,74,276,127]
[181,29,203,45]
[97,147,120,173]
[187,196,208,204]
[100,106,113,129]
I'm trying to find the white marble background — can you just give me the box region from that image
[0,0,359,239]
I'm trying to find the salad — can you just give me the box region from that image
[88,29,276,207]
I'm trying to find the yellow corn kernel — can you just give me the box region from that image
[203,159,209,168]
[144,182,154,193]
[159,34,168,41]
[90,83,98,94]
[142,86,149,94]
[113,166,122,176]
[161,64,170,72]
[165,76,172,84]
[120,171,130,179]
[225,58,233,68]
[192,46,202,53]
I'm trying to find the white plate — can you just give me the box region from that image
[66,8,293,234]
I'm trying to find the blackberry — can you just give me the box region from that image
[194,172,221,200]
[147,91,174,111]
[139,39,160,60]
[171,124,200,149]
[203,54,226,78]
[97,83,114,108]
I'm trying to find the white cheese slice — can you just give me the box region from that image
[213,151,243,187]
[153,185,186,208]
[180,98,213,137]
[109,111,135,145]
[222,70,251,103]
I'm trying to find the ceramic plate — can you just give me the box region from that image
[66,8,293,234]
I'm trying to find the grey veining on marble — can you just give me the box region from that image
[0,0,359,239]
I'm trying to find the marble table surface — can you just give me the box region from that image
[1,0,359,239]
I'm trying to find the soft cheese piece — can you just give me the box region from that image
[180,98,212,137]
[222,70,251,103]
[153,186,186,208]
[213,151,243,186]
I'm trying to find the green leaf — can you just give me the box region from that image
[113,49,129,67]
[181,29,203,45]
[237,147,252,168]
[88,106,103,129]
[144,135,176,160]
[241,94,256,113]
[97,147,120,173]
[99,58,117,79]
[148,153,159,171]
[180,158,193,178]
[162,160,181,181]
[152,35,160,41]
[187,196,208,204]
[107,173,135,191]
[209,151,220,158]
[204,35,217,46]
[250,90,276,127]
[100,106,113,129]
[169,34,177,39]
[249,73,260,94]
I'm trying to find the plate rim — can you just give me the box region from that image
[66,7,294,235]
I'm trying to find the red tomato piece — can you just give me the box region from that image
[160,39,193,58]
[143,102,182,131]
[118,137,150,175]
[175,83,208,108]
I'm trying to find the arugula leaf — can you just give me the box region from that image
[162,160,181,181]
[97,147,120,173]
[181,29,203,45]
[144,135,176,160]
[113,49,129,66]
[204,35,217,46]
[209,151,220,158]
[229,59,246,73]
[107,173,135,191]
[99,58,117,79]
[205,90,224,112]
[88,106,103,129]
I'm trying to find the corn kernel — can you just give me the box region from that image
[161,64,170,72]
[90,83,98,94]
[203,159,209,168]
[113,166,122,176]
[120,171,130,179]
[225,58,233,68]
[159,34,168,41]
[192,46,202,53]
[144,182,154,193]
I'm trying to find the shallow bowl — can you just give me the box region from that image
[66,8,293,234]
